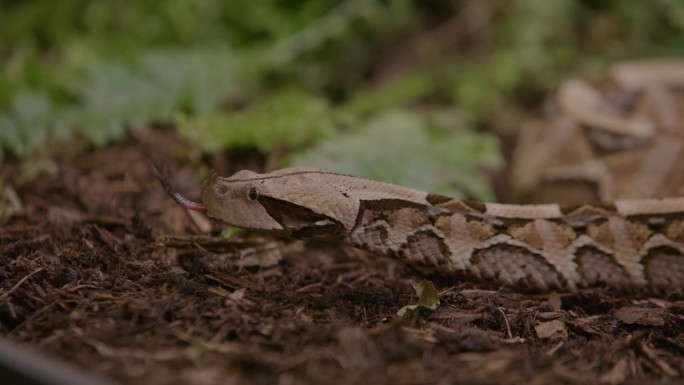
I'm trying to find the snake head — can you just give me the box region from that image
[201,168,361,239]
[176,167,428,239]
[201,169,287,233]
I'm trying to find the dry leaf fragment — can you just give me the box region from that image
[614,307,666,326]
[547,292,562,311]
[535,320,567,340]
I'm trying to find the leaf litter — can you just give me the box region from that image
[0,129,683,385]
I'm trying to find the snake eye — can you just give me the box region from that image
[247,187,259,201]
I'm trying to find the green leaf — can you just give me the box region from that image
[286,110,502,200]
[340,71,434,118]
[397,280,440,317]
[175,89,335,153]
[184,342,205,367]
[219,227,244,239]
[1,89,53,157]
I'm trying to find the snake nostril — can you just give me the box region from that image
[216,185,228,195]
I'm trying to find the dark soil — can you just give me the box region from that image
[1,129,683,385]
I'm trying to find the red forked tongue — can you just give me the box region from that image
[166,189,207,212]
[150,161,207,212]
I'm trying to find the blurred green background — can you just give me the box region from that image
[1,0,683,200]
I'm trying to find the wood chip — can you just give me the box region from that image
[614,307,666,326]
[535,320,567,340]
[599,358,630,385]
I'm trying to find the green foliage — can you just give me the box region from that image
[62,48,244,145]
[1,0,684,196]
[0,89,52,157]
[0,47,244,158]
[0,0,416,160]
[175,89,335,153]
[287,110,501,199]
[397,280,440,317]
[0,0,342,50]
[340,71,436,119]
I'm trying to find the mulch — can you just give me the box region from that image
[1,129,683,385]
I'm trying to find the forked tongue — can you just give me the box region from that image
[150,161,207,212]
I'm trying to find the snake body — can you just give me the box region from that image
[163,60,684,293]
[196,168,684,293]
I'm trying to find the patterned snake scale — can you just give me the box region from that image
[192,167,684,294]
[161,60,684,294]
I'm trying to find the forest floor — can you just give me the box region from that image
[1,129,683,385]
